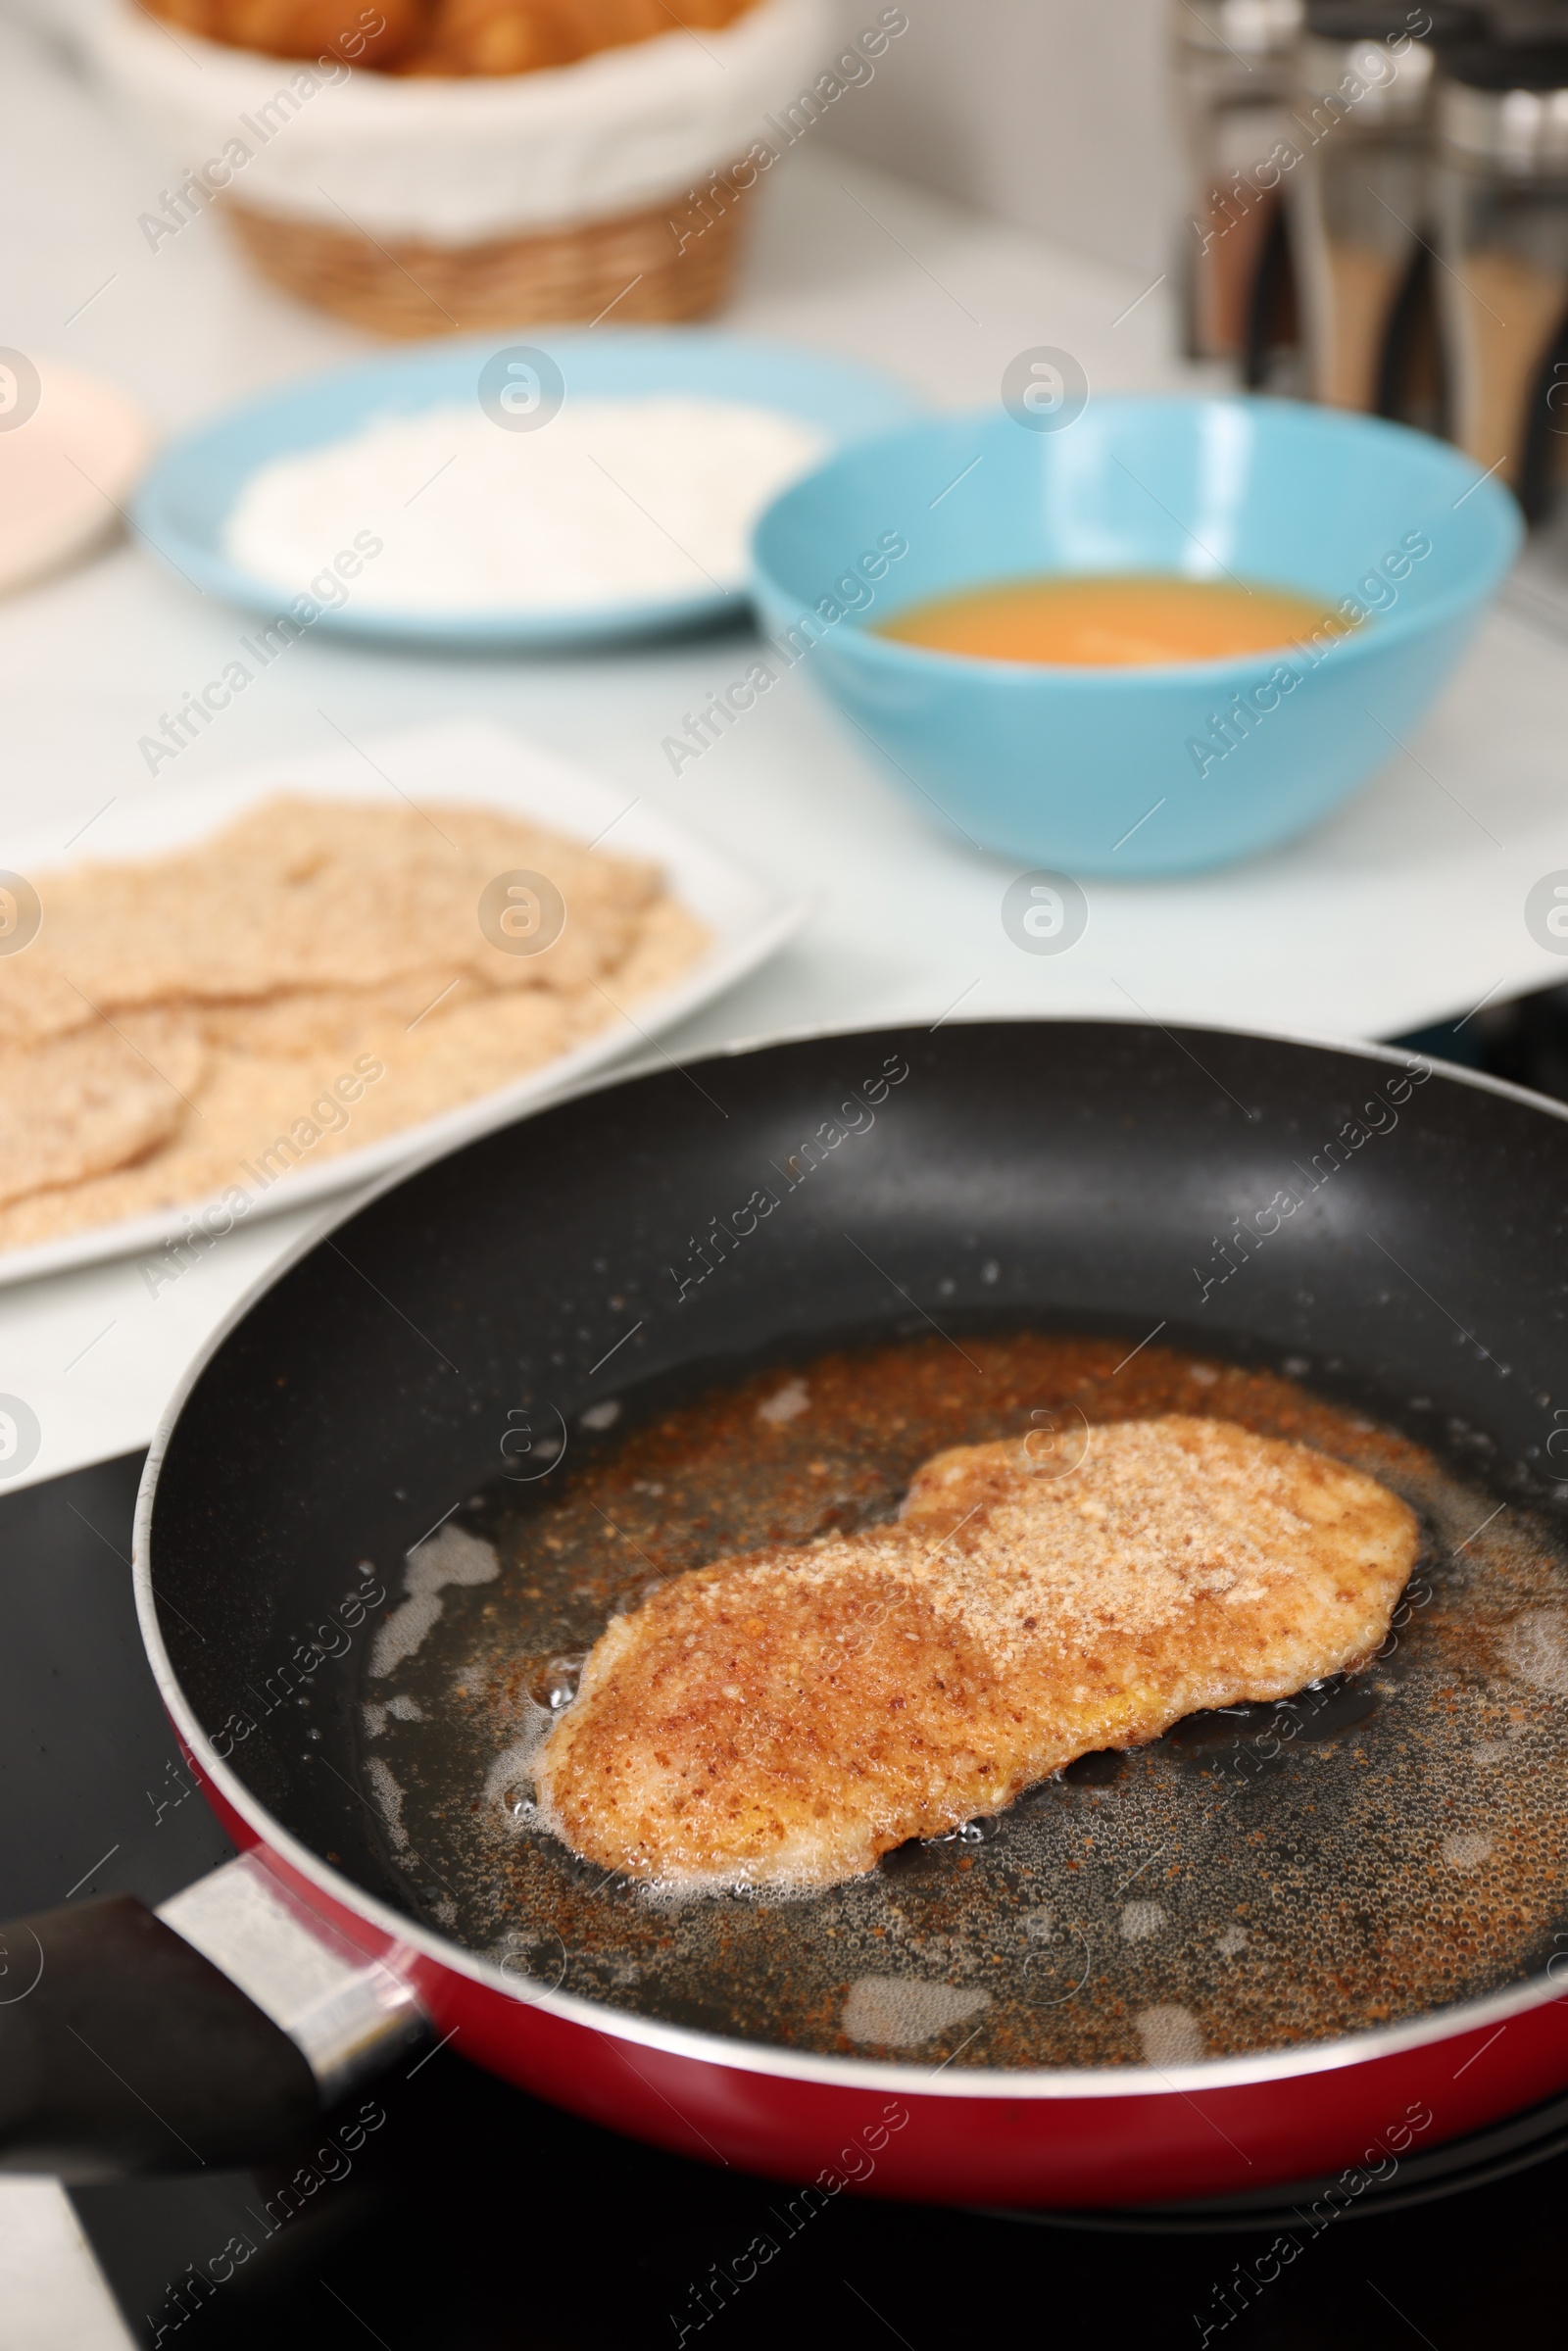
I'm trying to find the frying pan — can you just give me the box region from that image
[6,1018,1568,2208]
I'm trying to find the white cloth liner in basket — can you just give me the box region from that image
[92,0,837,243]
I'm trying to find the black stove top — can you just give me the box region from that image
[8,1447,1564,2348]
[10,996,1568,2347]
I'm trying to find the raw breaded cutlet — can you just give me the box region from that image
[0,796,710,1251]
[534,1414,1421,1890]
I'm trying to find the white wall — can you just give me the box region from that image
[0,0,1185,280]
[818,0,1182,280]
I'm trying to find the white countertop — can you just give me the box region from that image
[3,9,1568,1495]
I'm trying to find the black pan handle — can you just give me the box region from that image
[0,1856,426,2181]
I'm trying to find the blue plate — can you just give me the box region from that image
[751,396,1522,877]
[131,329,921,650]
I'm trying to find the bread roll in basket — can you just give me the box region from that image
[95,0,842,334]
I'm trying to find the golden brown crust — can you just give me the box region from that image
[139,0,759,73]
[536,1415,1422,1890]
[149,1,425,64]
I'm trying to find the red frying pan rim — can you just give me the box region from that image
[132,1014,1568,2101]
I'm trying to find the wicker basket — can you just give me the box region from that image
[98,0,829,342]
[225,185,748,337]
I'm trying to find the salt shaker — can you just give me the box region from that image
[1173,0,1305,372]
[1436,40,1568,518]
[1289,4,1482,424]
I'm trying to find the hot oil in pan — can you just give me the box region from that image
[365,1337,1568,2070]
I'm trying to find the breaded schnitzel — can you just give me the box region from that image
[534,1414,1419,1890]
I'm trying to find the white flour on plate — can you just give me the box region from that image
[224,396,826,613]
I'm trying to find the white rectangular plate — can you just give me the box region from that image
[0,717,808,1291]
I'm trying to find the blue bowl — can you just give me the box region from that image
[131,329,921,651]
[750,397,1521,875]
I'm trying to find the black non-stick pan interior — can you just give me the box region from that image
[146,1022,1568,2069]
